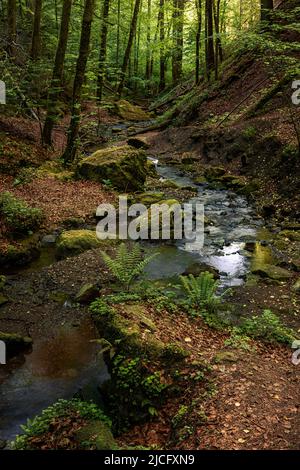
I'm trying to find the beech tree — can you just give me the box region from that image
[43,0,73,146]
[63,0,95,164]
[172,0,185,85]
[261,0,274,22]
[97,0,111,102]
[30,0,43,60]
[117,0,142,96]
[7,0,17,57]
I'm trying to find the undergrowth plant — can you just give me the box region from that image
[180,272,227,314]
[240,310,296,345]
[101,243,158,291]
[0,191,44,236]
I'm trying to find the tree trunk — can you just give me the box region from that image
[213,0,222,80]
[116,0,121,66]
[172,0,184,85]
[158,0,165,91]
[117,0,141,96]
[145,0,151,80]
[261,0,273,22]
[62,0,95,164]
[205,0,214,80]
[42,0,73,146]
[97,0,110,102]
[7,0,17,57]
[30,0,42,60]
[195,0,202,84]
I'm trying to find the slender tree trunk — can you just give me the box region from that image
[7,0,17,57]
[30,0,42,60]
[205,0,214,80]
[261,0,273,22]
[195,0,202,84]
[62,0,95,164]
[172,0,184,85]
[43,0,72,146]
[145,0,151,80]
[158,0,165,91]
[213,0,222,80]
[117,0,141,96]
[97,0,110,102]
[116,0,121,66]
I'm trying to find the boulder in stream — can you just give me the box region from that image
[77,145,148,192]
[251,264,293,281]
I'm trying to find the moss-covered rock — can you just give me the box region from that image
[133,192,165,207]
[77,145,148,192]
[134,199,182,238]
[204,166,226,181]
[115,100,151,121]
[0,331,32,358]
[56,230,102,259]
[251,263,293,281]
[74,421,118,450]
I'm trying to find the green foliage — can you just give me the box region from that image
[12,399,111,450]
[180,272,224,313]
[224,327,253,351]
[242,126,257,140]
[0,191,44,235]
[241,310,296,344]
[281,144,299,160]
[13,167,37,187]
[110,354,167,428]
[100,243,158,291]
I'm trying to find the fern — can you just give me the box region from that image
[180,272,225,313]
[101,243,158,291]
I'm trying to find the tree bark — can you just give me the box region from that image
[261,0,273,22]
[117,0,141,96]
[30,0,43,60]
[62,0,95,164]
[158,0,166,91]
[205,0,214,80]
[213,0,222,80]
[116,0,121,66]
[172,0,184,85]
[145,0,151,80]
[42,0,73,146]
[97,0,110,102]
[195,0,202,84]
[7,0,17,57]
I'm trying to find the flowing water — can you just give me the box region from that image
[145,162,265,287]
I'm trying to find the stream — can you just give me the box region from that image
[145,161,265,287]
[0,144,272,445]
